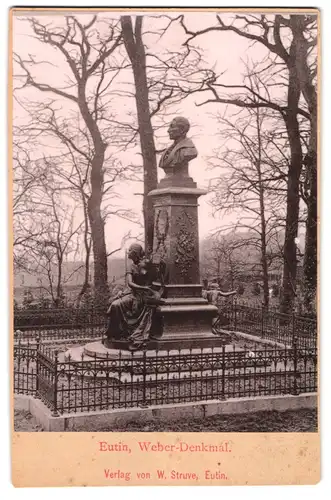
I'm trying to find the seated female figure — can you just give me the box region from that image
[104,243,164,351]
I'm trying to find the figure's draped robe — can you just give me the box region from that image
[106,262,163,344]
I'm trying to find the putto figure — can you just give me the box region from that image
[159,116,198,181]
[104,243,165,351]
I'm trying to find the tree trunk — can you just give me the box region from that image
[87,153,108,306]
[78,82,108,306]
[303,148,317,312]
[255,109,269,307]
[280,26,303,314]
[259,199,269,308]
[281,114,302,313]
[121,16,158,254]
[56,256,63,307]
[290,15,318,312]
[78,197,92,301]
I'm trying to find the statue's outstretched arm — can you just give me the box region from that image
[218,290,237,297]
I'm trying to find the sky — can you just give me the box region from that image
[12,10,298,257]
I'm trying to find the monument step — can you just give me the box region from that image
[159,303,218,314]
[162,284,203,298]
[161,297,209,305]
[64,340,239,363]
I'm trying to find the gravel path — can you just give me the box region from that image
[14,407,317,433]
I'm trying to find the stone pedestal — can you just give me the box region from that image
[149,186,205,284]
[148,183,218,347]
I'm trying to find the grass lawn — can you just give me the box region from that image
[14,407,317,433]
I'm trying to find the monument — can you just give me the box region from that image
[147,116,219,348]
[66,117,222,363]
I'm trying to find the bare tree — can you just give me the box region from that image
[200,232,260,290]
[19,172,84,307]
[35,110,137,296]
[120,16,158,253]
[13,135,53,271]
[120,14,214,252]
[178,13,317,312]
[208,99,288,306]
[291,15,317,311]
[14,15,124,305]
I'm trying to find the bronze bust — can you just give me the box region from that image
[159,117,198,186]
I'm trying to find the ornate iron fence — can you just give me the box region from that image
[14,339,317,415]
[219,300,317,348]
[14,306,107,342]
[14,338,37,395]
[14,302,317,349]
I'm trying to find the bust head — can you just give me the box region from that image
[168,116,190,141]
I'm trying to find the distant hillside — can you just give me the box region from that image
[108,257,126,282]
[14,256,127,289]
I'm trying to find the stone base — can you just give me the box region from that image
[159,295,217,325]
[66,340,236,362]
[105,334,228,351]
[14,393,319,433]
[102,299,220,350]
[157,175,197,189]
[78,338,235,360]
[100,295,219,351]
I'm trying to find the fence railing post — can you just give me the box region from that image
[15,336,21,394]
[292,312,296,346]
[35,334,40,397]
[291,335,299,395]
[261,305,265,339]
[52,349,60,416]
[220,344,226,400]
[139,350,148,408]
[91,305,94,338]
[17,335,22,371]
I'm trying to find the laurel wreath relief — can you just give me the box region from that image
[155,209,169,254]
[175,211,196,275]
